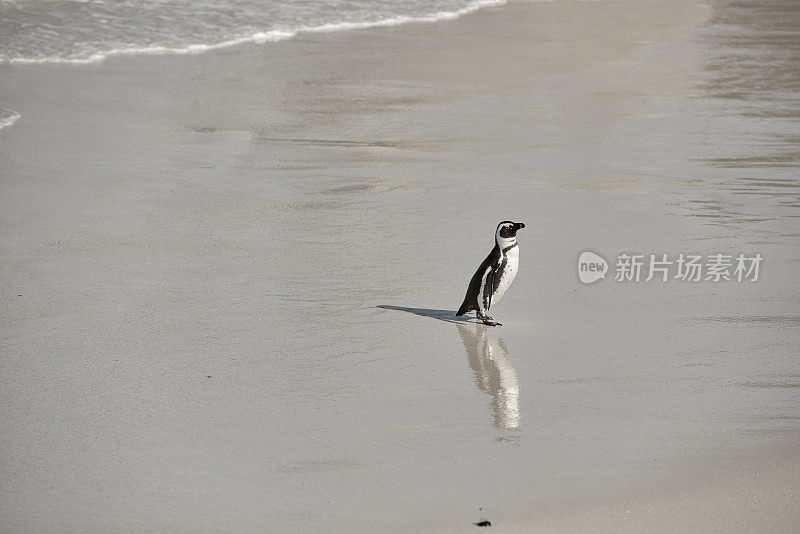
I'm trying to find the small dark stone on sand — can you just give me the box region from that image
[474,520,491,527]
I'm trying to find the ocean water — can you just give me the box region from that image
[1,0,799,530]
[0,0,505,64]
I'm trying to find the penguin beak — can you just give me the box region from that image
[515,222,526,230]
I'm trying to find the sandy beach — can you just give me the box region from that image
[1,0,799,532]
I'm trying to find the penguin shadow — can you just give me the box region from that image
[376,305,476,324]
[457,323,520,431]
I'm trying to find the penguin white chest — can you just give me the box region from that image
[492,246,519,303]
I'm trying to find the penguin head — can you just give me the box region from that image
[496,221,525,243]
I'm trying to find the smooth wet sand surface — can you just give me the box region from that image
[1,0,799,532]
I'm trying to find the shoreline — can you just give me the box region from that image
[1,0,799,532]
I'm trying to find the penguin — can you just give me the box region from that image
[456,221,525,326]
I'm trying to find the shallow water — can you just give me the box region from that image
[0,0,798,532]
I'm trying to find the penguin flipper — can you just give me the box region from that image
[481,268,503,325]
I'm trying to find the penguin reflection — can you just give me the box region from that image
[457,324,520,431]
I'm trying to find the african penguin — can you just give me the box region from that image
[456,221,525,326]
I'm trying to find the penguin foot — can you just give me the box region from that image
[477,314,502,327]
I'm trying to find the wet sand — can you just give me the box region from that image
[1,0,799,532]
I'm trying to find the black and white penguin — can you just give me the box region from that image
[456,221,525,326]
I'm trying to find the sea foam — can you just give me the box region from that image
[3,0,506,66]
